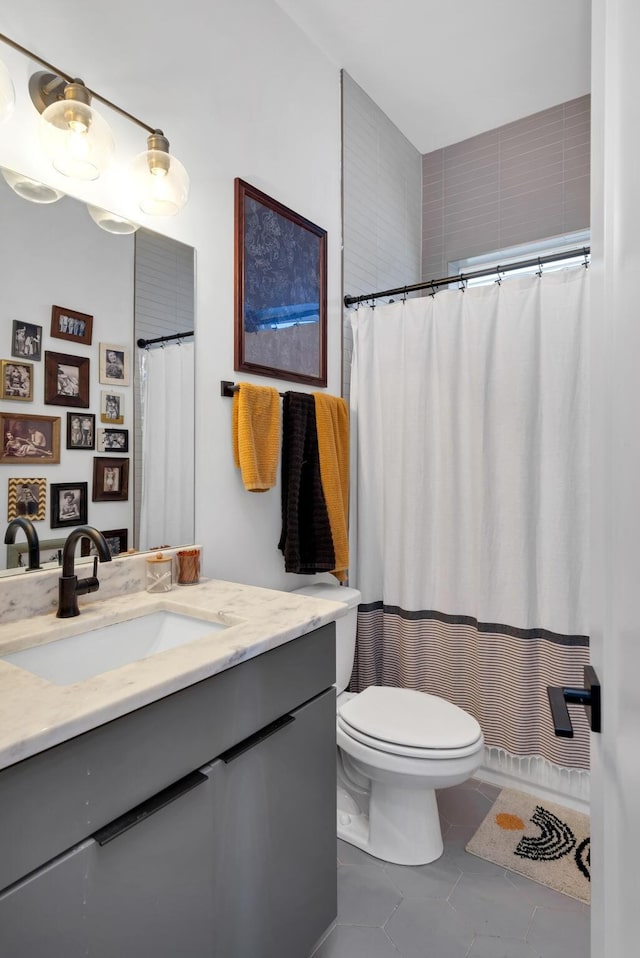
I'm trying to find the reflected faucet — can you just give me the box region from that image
[58,526,112,618]
[4,517,40,571]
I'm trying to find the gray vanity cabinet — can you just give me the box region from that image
[0,623,337,957]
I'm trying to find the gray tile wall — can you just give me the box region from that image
[422,95,590,280]
[342,71,423,399]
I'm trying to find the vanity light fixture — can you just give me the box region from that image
[0,31,190,215]
[130,130,189,216]
[87,204,139,235]
[0,57,15,122]
[33,74,115,181]
[1,167,65,204]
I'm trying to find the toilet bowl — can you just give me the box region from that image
[293,583,485,866]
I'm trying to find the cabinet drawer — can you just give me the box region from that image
[0,621,335,891]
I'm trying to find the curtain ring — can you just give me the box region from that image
[536,257,543,278]
[495,266,503,286]
[458,274,467,292]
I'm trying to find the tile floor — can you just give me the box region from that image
[313,779,590,958]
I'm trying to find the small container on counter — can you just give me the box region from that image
[146,552,173,593]
[176,548,200,586]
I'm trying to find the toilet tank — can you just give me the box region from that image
[292,584,361,695]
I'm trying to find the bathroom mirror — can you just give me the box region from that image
[0,172,195,572]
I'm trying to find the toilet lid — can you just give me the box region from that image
[338,686,482,750]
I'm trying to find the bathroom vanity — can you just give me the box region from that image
[0,579,343,957]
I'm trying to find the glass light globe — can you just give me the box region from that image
[39,94,114,181]
[1,167,65,204]
[130,148,189,216]
[87,204,139,235]
[0,59,15,123]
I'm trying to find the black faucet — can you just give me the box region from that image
[4,517,41,571]
[57,526,112,618]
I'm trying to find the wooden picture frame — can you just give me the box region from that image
[11,321,42,361]
[97,428,129,453]
[67,412,96,450]
[99,342,129,386]
[234,178,327,386]
[44,351,90,408]
[7,477,46,521]
[100,390,124,425]
[1,360,33,401]
[50,305,93,346]
[0,413,61,463]
[92,456,129,501]
[50,481,88,528]
[81,527,128,558]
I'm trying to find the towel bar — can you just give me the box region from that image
[547,665,601,738]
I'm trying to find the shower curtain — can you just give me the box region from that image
[138,342,195,550]
[349,268,590,775]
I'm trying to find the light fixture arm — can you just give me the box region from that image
[0,30,157,134]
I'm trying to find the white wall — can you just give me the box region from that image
[0,1,342,589]
[590,1,640,952]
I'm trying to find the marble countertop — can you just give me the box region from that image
[0,578,346,771]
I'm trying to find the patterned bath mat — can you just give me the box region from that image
[465,787,590,903]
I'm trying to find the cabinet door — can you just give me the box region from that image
[0,770,215,958]
[206,687,337,958]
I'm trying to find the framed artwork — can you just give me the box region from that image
[7,477,46,521]
[7,535,66,569]
[99,343,129,386]
[44,351,90,408]
[0,413,61,464]
[50,305,93,346]
[92,456,129,501]
[67,412,96,450]
[1,360,33,401]
[81,527,128,558]
[234,178,327,387]
[11,321,42,361]
[100,390,124,424]
[97,427,129,453]
[50,481,88,528]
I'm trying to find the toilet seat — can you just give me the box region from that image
[338,686,483,759]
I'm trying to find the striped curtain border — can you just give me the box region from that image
[358,601,589,648]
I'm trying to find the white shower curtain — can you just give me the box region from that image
[138,342,195,551]
[350,268,590,771]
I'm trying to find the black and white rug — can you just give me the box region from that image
[465,787,590,903]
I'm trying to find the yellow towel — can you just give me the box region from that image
[312,392,349,582]
[232,382,281,492]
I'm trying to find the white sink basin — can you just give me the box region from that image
[1,610,226,686]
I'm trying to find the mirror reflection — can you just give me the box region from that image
[0,171,195,573]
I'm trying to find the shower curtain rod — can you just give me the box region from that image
[343,246,591,307]
[136,330,194,348]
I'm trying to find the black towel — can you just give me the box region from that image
[278,392,335,574]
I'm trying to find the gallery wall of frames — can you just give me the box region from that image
[0,184,135,569]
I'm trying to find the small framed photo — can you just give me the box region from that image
[1,413,61,464]
[50,482,88,528]
[44,351,90,408]
[67,412,96,450]
[97,428,129,453]
[7,478,46,521]
[99,343,129,386]
[100,390,124,424]
[1,360,33,401]
[50,305,93,346]
[81,527,128,558]
[11,321,42,361]
[93,457,129,501]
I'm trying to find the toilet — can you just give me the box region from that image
[293,583,485,866]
